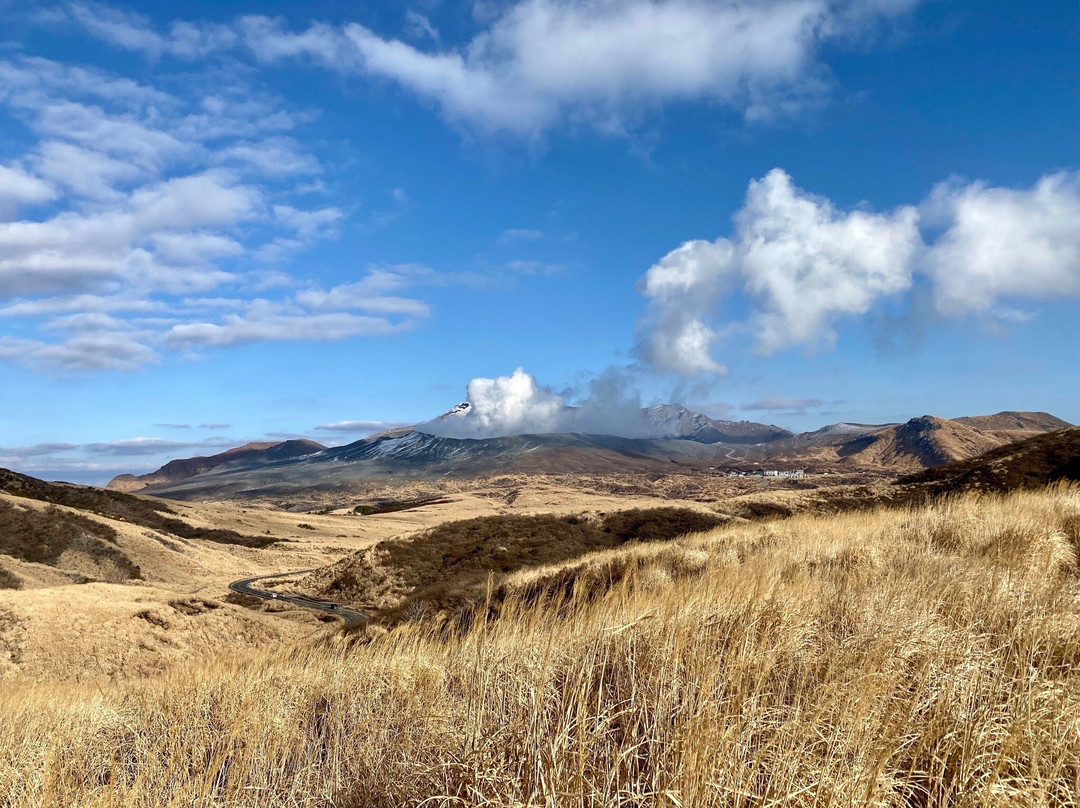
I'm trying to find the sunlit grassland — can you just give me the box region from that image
[3,485,1080,807]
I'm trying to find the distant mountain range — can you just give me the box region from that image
[107,404,1072,500]
[641,404,793,444]
[107,439,326,492]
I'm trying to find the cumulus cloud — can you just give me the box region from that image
[422,368,566,437]
[636,238,736,375]
[737,169,921,353]
[419,367,662,439]
[637,168,921,374]
[639,168,1080,377]
[922,172,1080,316]
[236,0,921,135]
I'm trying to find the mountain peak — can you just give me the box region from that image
[106,439,326,493]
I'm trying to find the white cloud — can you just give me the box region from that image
[637,238,736,375]
[0,52,413,372]
[420,367,673,439]
[923,172,1080,316]
[33,140,144,201]
[638,168,1080,377]
[239,16,356,65]
[296,281,431,316]
[421,368,566,437]
[0,331,158,371]
[239,0,920,135]
[742,396,823,411]
[638,168,920,373]
[55,2,921,137]
[82,436,233,456]
[0,164,57,218]
[68,2,237,59]
[218,137,323,177]
[293,264,438,316]
[273,204,344,238]
[500,227,543,242]
[0,294,161,317]
[737,168,920,353]
[0,171,255,297]
[314,419,411,433]
[165,300,413,350]
[404,10,440,43]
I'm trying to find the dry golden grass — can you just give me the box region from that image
[3,485,1080,807]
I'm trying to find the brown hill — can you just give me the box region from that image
[107,439,325,492]
[833,412,1071,472]
[836,416,1003,470]
[898,426,1080,494]
[0,466,281,593]
[953,411,1072,441]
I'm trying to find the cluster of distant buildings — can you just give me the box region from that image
[726,469,807,479]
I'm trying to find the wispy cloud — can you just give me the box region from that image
[742,397,824,412]
[59,0,923,137]
[0,48,436,373]
[500,228,544,243]
[315,420,412,433]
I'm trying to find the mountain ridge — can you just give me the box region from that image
[107,439,326,492]
[130,410,1071,500]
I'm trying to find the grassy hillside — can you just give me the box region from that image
[0,499,141,583]
[901,425,1080,493]
[0,468,277,549]
[304,507,726,619]
[4,484,1080,806]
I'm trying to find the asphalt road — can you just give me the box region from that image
[228,569,370,627]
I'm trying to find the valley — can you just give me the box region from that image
[1,411,1075,683]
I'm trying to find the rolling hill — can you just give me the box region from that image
[107,439,326,492]
[898,425,1080,494]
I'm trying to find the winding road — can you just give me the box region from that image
[229,569,370,627]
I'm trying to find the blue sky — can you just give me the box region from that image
[0,0,1077,482]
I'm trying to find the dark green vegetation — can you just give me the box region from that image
[900,426,1080,494]
[313,507,726,620]
[351,498,452,516]
[0,499,141,580]
[0,467,277,550]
